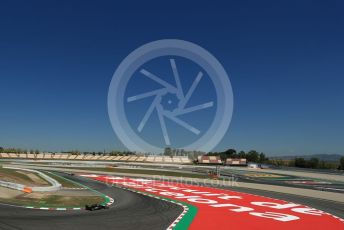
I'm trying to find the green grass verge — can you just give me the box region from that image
[0,166,49,185]
[0,171,108,208]
[0,166,35,182]
[46,171,111,206]
[45,172,82,188]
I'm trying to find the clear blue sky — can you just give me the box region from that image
[0,0,343,155]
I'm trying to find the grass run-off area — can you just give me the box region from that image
[0,166,33,181]
[44,171,83,188]
[0,166,48,186]
[0,166,106,207]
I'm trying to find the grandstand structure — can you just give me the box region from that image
[226,158,247,166]
[0,153,192,164]
[197,155,222,164]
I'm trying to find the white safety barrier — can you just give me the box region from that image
[0,180,26,191]
[0,166,61,192]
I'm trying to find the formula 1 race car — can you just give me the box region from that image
[85,204,109,211]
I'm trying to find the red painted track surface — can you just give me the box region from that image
[80,174,344,230]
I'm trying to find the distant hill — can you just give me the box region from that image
[270,154,343,162]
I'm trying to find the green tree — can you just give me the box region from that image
[259,153,268,163]
[246,150,259,162]
[287,159,295,167]
[308,157,319,168]
[339,156,344,170]
[238,151,246,158]
[164,147,172,156]
[224,149,236,157]
[71,150,80,155]
[219,149,235,161]
[294,157,306,168]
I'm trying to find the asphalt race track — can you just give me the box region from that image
[217,169,344,193]
[0,172,343,230]
[81,174,344,229]
[0,173,182,230]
